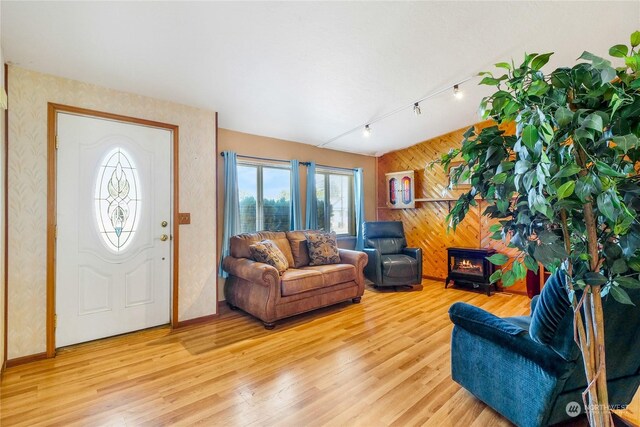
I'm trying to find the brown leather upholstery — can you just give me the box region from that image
[285,230,311,268]
[280,269,324,296]
[224,230,368,328]
[302,264,356,286]
[230,231,295,267]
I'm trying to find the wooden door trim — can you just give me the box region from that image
[46,103,180,357]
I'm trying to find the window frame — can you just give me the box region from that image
[238,161,292,232]
[315,168,355,236]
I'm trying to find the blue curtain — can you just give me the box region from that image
[290,160,302,230]
[305,162,318,229]
[219,151,240,278]
[354,168,365,250]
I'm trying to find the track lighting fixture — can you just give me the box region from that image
[453,84,463,99]
[320,77,474,147]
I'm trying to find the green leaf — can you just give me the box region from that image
[596,161,626,178]
[625,55,640,72]
[512,261,527,280]
[557,181,575,200]
[554,163,582,179]
[612,258,629,275]
[540,123,554,144]
[610,285,635,305]
[480,76,502,86]
[616,277,640,289]
[582,113,603,132]
[631,31,640,47]
[609,44,629,58]
[551,69,571,88]
[611,134,639,153]
[489,269,502,284]
[489,224,502,233]
[629,257,640,272]
[495,62,511,70]
[597,192,617,222]
[604,243,623,260]
[502,270,516,287]
[584,272,607,286]
[575,175,597,202]
[522,125,539,149]
[524,255,539,272]
[531,52,553,70]
[493,173,508,184]
[486,253,509,266]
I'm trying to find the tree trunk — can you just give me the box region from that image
[576,147,611,427]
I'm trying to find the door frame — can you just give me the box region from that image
[46,103,180,357]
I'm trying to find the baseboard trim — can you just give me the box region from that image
[5,352,49,368]
[423,275,445,282]
[174,313,219,328]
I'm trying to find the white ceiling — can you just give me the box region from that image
[2,2,639,157]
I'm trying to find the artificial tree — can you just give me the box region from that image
[436,31,640,427]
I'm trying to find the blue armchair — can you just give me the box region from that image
[449,271,640,427]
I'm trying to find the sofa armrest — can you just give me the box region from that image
[449,302,569,377]
[339,249,368,289]
[222,256,280,288]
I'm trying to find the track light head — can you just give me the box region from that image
[413,102,421,116]
[363,124,371,137]
[453,84,463,99]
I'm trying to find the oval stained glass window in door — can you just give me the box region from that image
[94,147,141,252]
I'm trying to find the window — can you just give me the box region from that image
[94,147,141,252]
[315,170,354,235]
[238,163,291,232]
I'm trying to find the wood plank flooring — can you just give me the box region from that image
[1,281,638,426]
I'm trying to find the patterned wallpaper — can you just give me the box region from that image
[7,66,217,359]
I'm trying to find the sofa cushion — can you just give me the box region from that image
[230,231,295,266]
[280,269,324,296]
[302,264,356,286]
[305,231,340,266]
[286,230,311,268]
[249,240,289,274]
[381,254,418,278]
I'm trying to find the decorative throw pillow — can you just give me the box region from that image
[304,231,340,266]
[249,239,289,274]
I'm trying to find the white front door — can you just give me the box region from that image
[56,112,172,348]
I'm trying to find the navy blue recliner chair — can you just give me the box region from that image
[362,221,422,287]
[449,271,640,427]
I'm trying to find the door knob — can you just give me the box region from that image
[160,234,168,241]
[161,221,168,227]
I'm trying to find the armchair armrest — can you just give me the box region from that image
[362,247,382,285]
[402,247,423,281]
[222,256,280,288]
[531,295,540,314]
[449,302,569,377]
[402,247,421,259]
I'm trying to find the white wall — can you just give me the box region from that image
[7,66,217,360]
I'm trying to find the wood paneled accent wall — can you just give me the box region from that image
[376,121,527,294]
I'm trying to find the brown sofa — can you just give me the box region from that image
[222,230,368,329]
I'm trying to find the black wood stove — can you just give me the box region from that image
[445,247,497,296]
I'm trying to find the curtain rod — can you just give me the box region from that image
[219,152,290,164]
[220,152,358,172]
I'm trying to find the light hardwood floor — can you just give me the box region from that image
[1,281,638,426]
